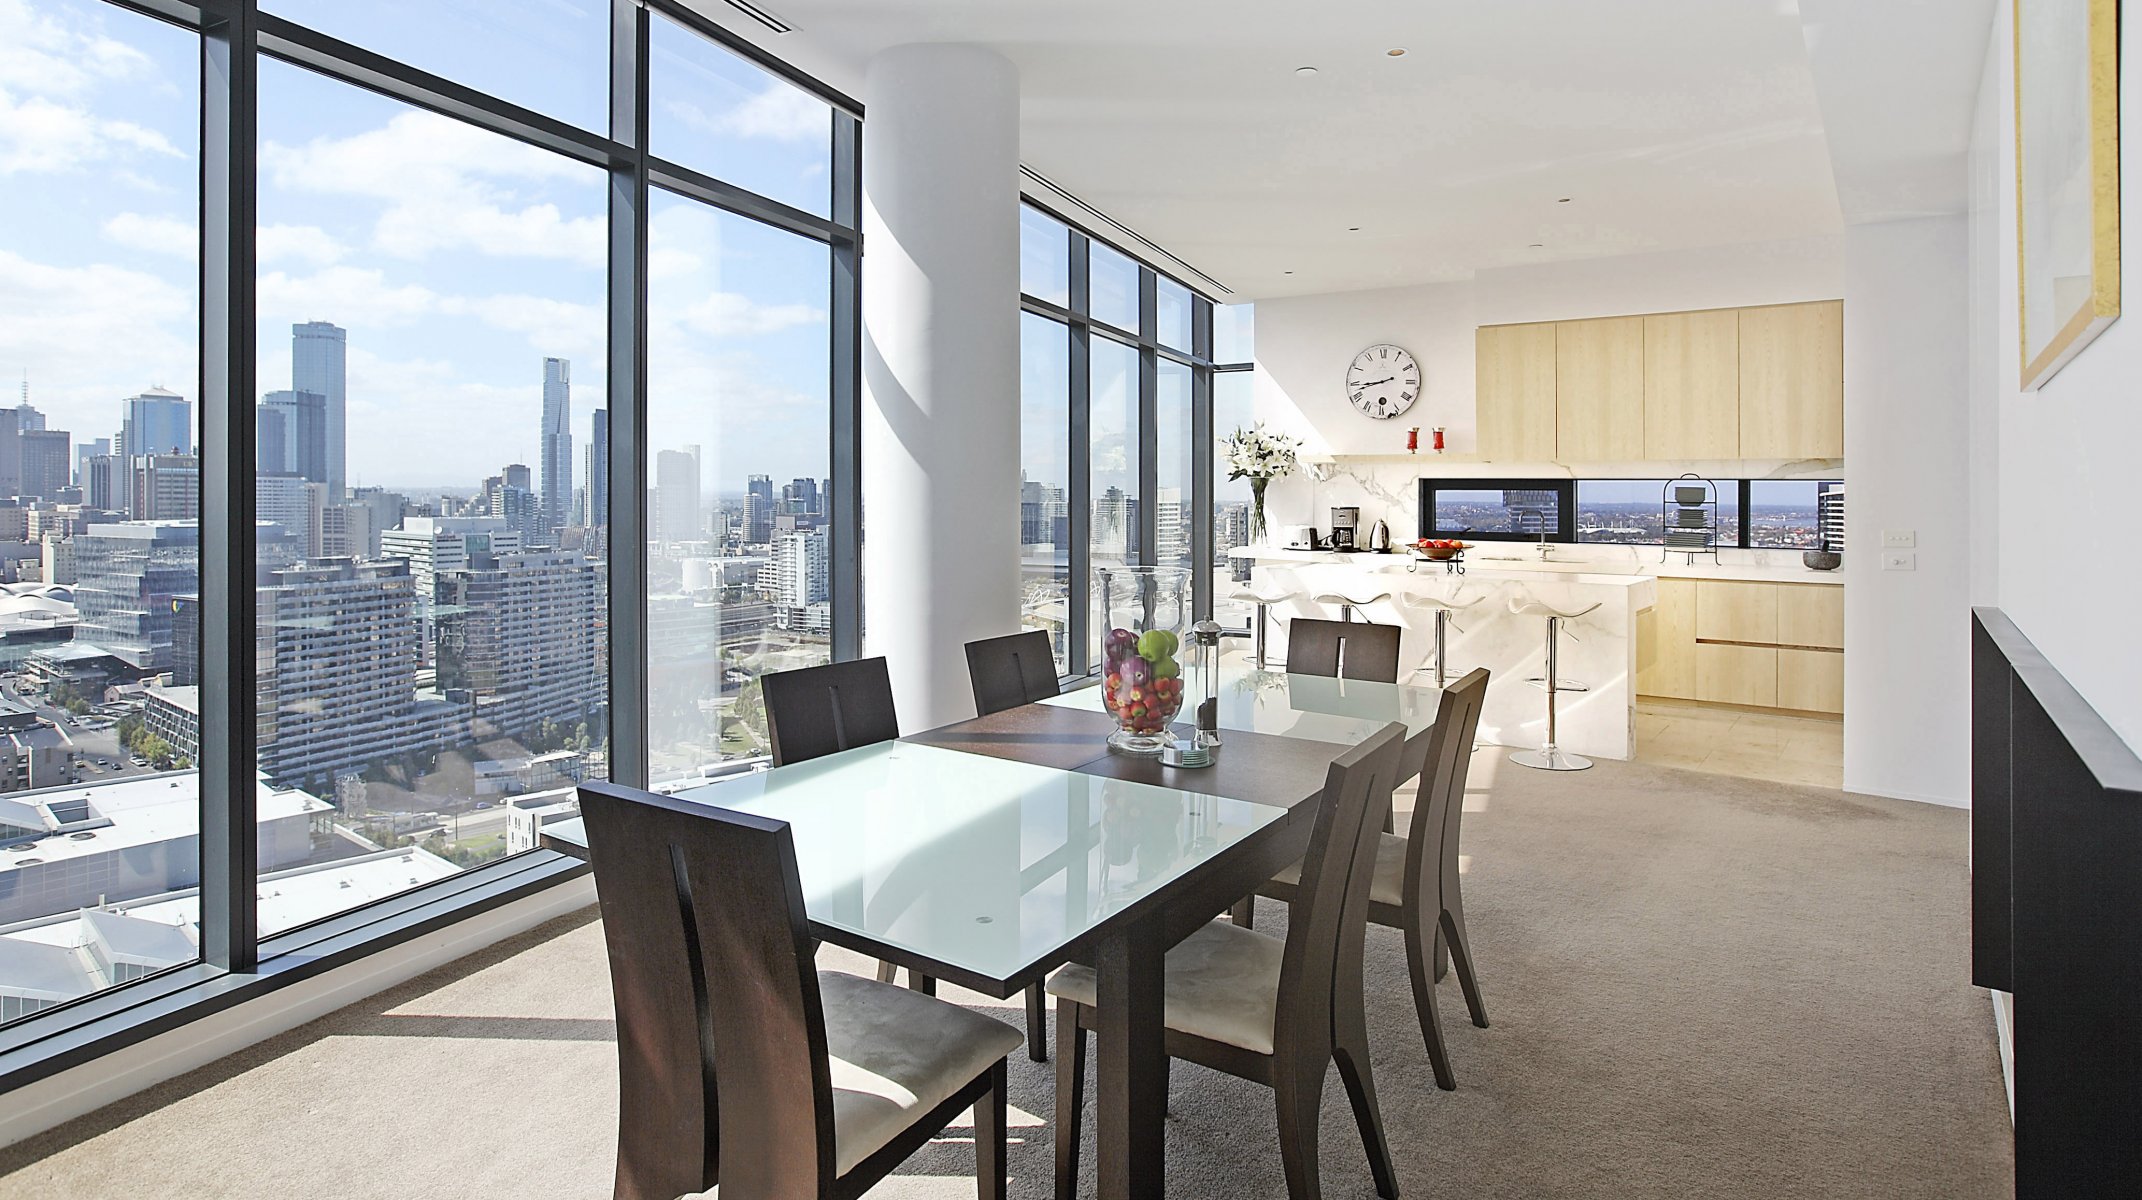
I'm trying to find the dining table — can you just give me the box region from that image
[543,666,1447,1200]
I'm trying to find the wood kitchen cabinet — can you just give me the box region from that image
[1696,642,1778,707]
[1738,300,1844,459]
[1695,580,1777,644]
[1475,322,1558,461]
[1555,315,1645,461]
[1642,309,1740,459]
[1636,577,1698,699]
[1641,578,1844,714]
[1778,647,1845,713]
[1776,582,1845,649]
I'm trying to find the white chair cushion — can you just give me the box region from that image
[1044,920,1285,1055]
[1271,832,1409,910]
[819,970,1023,1177]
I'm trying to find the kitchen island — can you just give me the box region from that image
[1227,547,1657,760]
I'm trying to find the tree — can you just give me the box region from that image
[137,733,176,770]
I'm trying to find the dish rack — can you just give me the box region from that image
[1661,475,1720,565]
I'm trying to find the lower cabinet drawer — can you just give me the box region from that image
[1695,643,1778,707]
[1777,647,1844,714]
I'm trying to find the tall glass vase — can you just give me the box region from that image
[1097,566,1192,756]
[1249,476,1270,545]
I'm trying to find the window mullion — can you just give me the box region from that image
[604,0,651,788]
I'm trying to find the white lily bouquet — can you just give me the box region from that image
[1220,423,1301,544]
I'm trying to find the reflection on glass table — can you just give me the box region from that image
[542,742,1285,985]
[1044,665,1441,748]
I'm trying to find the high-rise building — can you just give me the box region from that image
[256,558,466,789]
[346,487,407,558]
[291,322,347,498]
[19,430,70,501]
[75,437,110,488]
[582,408,608,527]
[12,403,45,433]
[118,388,192,458]
[255,474,311,552]
[85,453,123,513]
[655,450,701,549]
[539,358,571,534]
[129,454,198,521]
[170,594,200,686]
[259,390,328,483]
[769,525,829,606]
[435,550,606,740]
[378,515,525,662]
[71,520,199,671]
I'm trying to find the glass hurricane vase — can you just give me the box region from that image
[1097,565,1192,756]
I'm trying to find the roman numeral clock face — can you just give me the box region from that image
[1346,344,1420,419]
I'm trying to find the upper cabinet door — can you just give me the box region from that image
[1643,309,1740,459]
[1555,315,1644,462]
[1738,300,1843,459]
[1475,322,1557,461]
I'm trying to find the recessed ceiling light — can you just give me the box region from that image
[1528,243,1544,248]
[1557,196,1573,203]
[1348,226,1361,232]
[1294,66,1319,77]
[1284,270,1295,275]
[1386,48,1407,57]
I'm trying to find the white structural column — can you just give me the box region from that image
[861,44,1022,730]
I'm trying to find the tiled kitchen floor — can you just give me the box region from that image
[1634,698,1844,789]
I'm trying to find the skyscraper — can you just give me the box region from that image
[19,430,69,500]
[74,437,109,488]
[118,388,193,458]
[745,474,775,543]
[291,322,346,498]
[259,389,328,483]
[71,520,199,671]
[582,408,609,527]
[539,358,571,533]
[655,450,700,549]
[435,550,605,739]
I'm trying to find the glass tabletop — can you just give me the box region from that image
[1044,666,1442,746]
[544,741,1287,986]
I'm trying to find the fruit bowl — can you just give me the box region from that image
[1096,566,1192,757]
[1413,539,1469,561]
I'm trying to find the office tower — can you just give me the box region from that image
[118,388,192,457]
[19,430,69,501]
[292,321,346,498]
[0,406,19,498]
[40,535,74,586]
[85,453,122,512]
[256,558,464,789]
[378,515,525,663]
[583,408,608,527]
[129,454,199,521]
[781,476,820,517]
[260,390,328,483]
[744,474,775,543]
[71,520,200,671]
[11,403,44,433]
[346,487,407,559]
[309,491,371,560]
[75,437,109,488]
[654,450,700,548]
[482,472,543,545]
[170,594,200,686]
[435,549,605,739]
[539,358,571,533]
[255,474,311,550]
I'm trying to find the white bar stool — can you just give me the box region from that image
[1224,583,1301,669]
[1507,593,1603,771]
[1312,588,1392,623]
[1401,588,1482,688]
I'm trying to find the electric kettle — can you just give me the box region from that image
[1369,519,1393,552]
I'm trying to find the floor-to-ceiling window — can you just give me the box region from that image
[0,0,860,1052]
[1016,201,1222,677]
[1211,304,1256,628]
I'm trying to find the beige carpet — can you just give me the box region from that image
[0,750,2013,1199]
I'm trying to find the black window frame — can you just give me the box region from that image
[0,0,864,1092]
[1419,476,1843,549]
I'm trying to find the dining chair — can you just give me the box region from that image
[1049,722,1409,1200]
[1287,616,1403,683]
[963,630,1064,1065]
[1260,668,1492,1090]
[964,629,1062,716]
[761,657,918,990]
[577,780,1023,1200]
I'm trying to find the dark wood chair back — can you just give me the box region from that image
[1287,617,1402,683]
[1404,669,1490,911]
[964,630,1062,716]
[1273,722,1408,1061]
[578,780,835,1200]
[762,657,900,767]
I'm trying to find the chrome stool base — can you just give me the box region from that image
[1510,746,1593,772]
[1524,676,1590,692]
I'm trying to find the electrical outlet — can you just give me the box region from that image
[1882,551,1916,571]
[1882,530,1916,548]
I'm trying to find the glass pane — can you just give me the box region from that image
[1088,339,1139,665]
[1213,304,1255,365]
[649,10,832,218]
[252,60,609,938]
[1019,207,1069,308]
[1747,481,1837,549]
[0,0,200,1024]
[1154,360,1193,573]
[647,192,832,789]
[1430,488,1562,537]
[1213,373,1255,619]
[1154,278,1192,351]
[1019,314,1071,673]
[1089,243,1139,332]
[267,0,607,133]
[1044,666,1440,743]
[1575,480,1740,545]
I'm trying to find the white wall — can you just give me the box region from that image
[1841,216,1973,805]
[1971,0,2142,756]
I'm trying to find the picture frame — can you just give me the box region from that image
[2014,0,2121,390]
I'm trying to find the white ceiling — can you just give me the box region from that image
[695,0,1995,301]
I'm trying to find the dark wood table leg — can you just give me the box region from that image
[1094,919,1168,1200]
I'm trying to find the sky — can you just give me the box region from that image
[0,0,835,497]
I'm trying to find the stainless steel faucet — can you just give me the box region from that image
[1535,530,1554,560]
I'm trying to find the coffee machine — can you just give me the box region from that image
[1327,506,1361,551]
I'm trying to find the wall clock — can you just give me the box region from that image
[1345,343,1419,419]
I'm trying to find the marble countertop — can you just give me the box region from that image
[1226,546,1843,587]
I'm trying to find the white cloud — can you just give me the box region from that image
[663,82,826,143]
[262,111,604,268]
[258,224,347,267]
[678,292,823,337]
[102,212,194,258]
[0,248,194,436]
[0,0,183,175]
[257,266,441,331]
[0,90,180,175]
[0,0,157,99]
